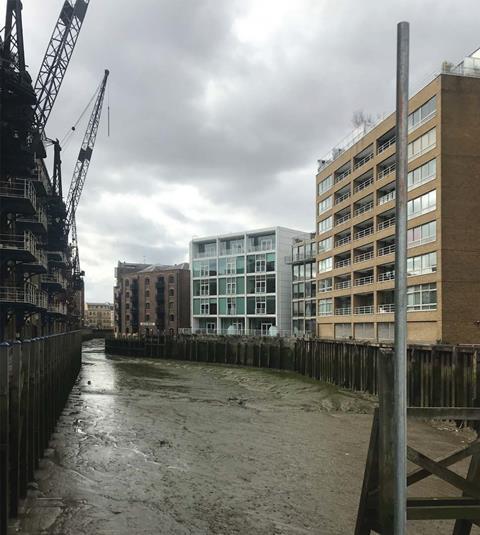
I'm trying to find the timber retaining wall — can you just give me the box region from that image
[0,331,82,533]
[106,335,480,410]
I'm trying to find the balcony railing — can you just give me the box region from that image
[0,283,46,307]
[334,280,351,290]
[0,231,39,257]
[354,250,374,264]
[354,275,374,287]
[335,191,351,205]
[378,244,396,257]
[407,235,435,249]
[318,286,333,293]
[0,178,37,208]
[334,168,352,184]
[354,305,374,315]
[335,235,351,247]
[335,307,352,316]
[378,270,395,282]
[377,163,396,180]
[378,303,395,313]
[248,243,275,253]
[377,217,396,231]
[354,226,374,240]
[378,190,396,205]
[353,176,374,193]
[377,137,396,154]
[353,152,374,171]
[334,258,351,269]
[48,302,67,315]
[194,250,217,259]
[41,272,66,287]
[219,246,244,256]
[354,201,374,217]
[335,213,351,226]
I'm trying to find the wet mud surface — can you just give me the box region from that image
[10,339,479,534]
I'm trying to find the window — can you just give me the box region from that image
[145,302,150,309]
[145,278,150,285]
[168,275,174,283]
[407,283,437,311]
[169,314,175,322]
[226,259,236,274]
[318,298,333,316]
[255,255,266,272]
[126,303,130,310]
[145,290,150,298]
[200,280,209,296]
[318,196,333,215]
[318,216,333,235]
[126,291,130,298]
[408,159,436,191]
[408,190,436,219]
[145,314,150,321]
[126,315,130,322]
[200,299,210,315]
[255,276,266,293]
[260,237,273,250]
[408,96,436,131]
[318,175,333,195]
[318,257,333,273]
[318,277,333,292]
[293,282,305,299]
[408,128,436,161]
[227,297,236,315]
[200,262,209,277]
[407,252,437,276]
[318,236,333,253]
[226,278,236,294]
[169,288,175,297]
[255,297,266,314]
[408,221,436,248]
[125,279,130,287]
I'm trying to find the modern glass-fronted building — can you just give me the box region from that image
[190,227,309,335]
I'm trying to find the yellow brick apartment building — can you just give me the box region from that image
[315,51,480,344]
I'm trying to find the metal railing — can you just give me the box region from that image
[354,275,374,286]
[335,191,351,204]
[0,231,39,258]
[377,136,396,154]
[334,168,352,184]
[378,303,395,313]
[219,247,244,256]
[335,307,352,316]
[377,163,396,180]
[0,178,37,208]
[353,176,374,193]
[377,217,396,231]
[354,250,374,264]
[335,212,351,226]
[194,250,217,259]
[178,327,292,337]
[408,111,436,133]
[318,286,333,293]
[47,302,68,315]
[334,280,351,290]
[378,270,395,282]
[248,243,275,253]
[0,283,42,307]
[354,226,374,240]
[335,235,351,247]
[353,152,374,170]
[334,258,351,269]
[354,201,374,217]
[408,142,436,163]
[354,305,374,315]
[41,272,66,287]
[378,190,396,205]
[378,244,396,256]
[407,235,435,249]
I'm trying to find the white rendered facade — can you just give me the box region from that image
[190,227,309,335]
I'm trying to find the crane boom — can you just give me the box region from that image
[66,68,109,232]
[34,0,90,136]
[2,0,26,74]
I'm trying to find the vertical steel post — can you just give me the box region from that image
[394,21,409,535]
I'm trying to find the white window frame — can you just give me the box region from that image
[408,221,436,249]
[226,259,236,275]
[255,297,266,315]
[318,257,333,273]
[318,236,333,253]
[200,299,210,315]
[407,252,437,277]
[199,262,209,277]
[260,238,274,251]
[408,190,436,219]
[255,276,266,294]
[255,255,266,273]
[408,158,436,191]
[318,298,333,316]
[407,283,437,311]
[318,196,333,216]
[408,96,436,132]
[200,280,209,296]
[318,216,333,235]
[408,128,436,161]
[318,175,333,195]
[227,297,236,315]
[226,278,236,294]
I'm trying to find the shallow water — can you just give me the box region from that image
[10,339,478,534]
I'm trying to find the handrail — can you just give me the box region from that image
[334,280,351,290]
[354,305,374,315]
[335,235,351,247]
[378,190,396,205]
[377,136,396,154]
[353,176,374,193]
[377,217,396,231]
[334,258,351,269]
[378,303,395,313]
[335,307,352,316]
[335,212,351,226]
[354,275,374,286]
[378,270,395,282]
[353,152,374,170]
[354,226,374,240]
[377,163,396,180]
[354,201,374,216]
[378,244,396,256]
[335,191,351,205]
[354,250,374,264]
[334,168,352,184]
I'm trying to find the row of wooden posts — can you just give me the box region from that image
[106,335,480,409]
[0,331,82,534]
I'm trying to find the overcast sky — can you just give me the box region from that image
[13,0,480,301]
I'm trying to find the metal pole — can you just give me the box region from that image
[394,20,409,535]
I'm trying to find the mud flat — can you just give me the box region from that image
[9,339,477,534]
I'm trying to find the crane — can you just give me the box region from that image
[65,68,109,277]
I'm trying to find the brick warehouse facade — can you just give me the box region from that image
[114,262,190,335]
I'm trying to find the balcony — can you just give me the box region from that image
[377,136,396,155]
[354,201,374,217]
[335,212,351,226]
[377,217,395,231]
[354,226,374,241]
[354,305,374,315]
[354,250,374,264]
[41,271,67,289]
[0,231,40,263]
[335,190,351,205]
[334,168,351,185]
[378,303,395,313]
[334,280,351,290]
[353,148,374,171]
[378,190,396,206]
[219,246,244,256]
[0,283,46,308]
[378,244,396,257]
[0,178,37,214]
[353,176,374,194]
[16,206,48,234]
[378,270,395,282]
[47,301,67,315]
[47,250,68,266]
[335,307,352,316]
[335,235,351,247]
[354,275,374,287]
[334,258,351,269]
[194,249,217,259]
[377,163,396,181]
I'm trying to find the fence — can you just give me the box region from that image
[0,331,82,533]
[106,335,480,409]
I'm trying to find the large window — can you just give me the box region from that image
[200,280,209,296]
[318,257,333,273]
[318,277,333,293]
[293,282,305,299]
[318,175,333,195]
[408,128,436,161]
[318,298,333,316]
[407,283,437,311]
[318,196,333,215]
[408,221,436,248]
[318,236,333,253]
[408,159,436,191]
[408,190,436,219]
[408,96,436,131]
[407,252,437,276]
[318,216,333,235]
